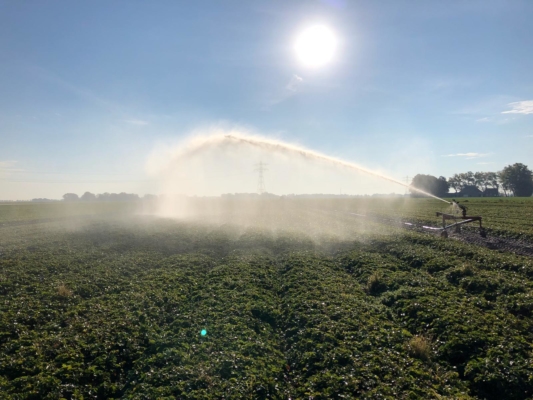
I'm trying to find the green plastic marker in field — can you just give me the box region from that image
[200,329,207,336]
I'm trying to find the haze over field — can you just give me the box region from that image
[146,128,442,200]
[1,1,532,200]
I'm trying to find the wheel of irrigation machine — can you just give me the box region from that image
[440,230,448,238]
[480,228,487,238]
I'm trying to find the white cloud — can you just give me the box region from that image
[0,160,18,169]
[124,119,149,126]
[502,100,533,115]
[0,161,24,175]
[286,74,303,92]
[475,117,491,122]
[443,152,491,159]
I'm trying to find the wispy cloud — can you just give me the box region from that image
[263,74,305,109]
[0,160,19,169]
[453,95,525,125]
[0,160,24,174]
[124,119,149,126]
[502,100,533,115]
[453,95,515,116]
[443,152,491,159]
[29,66,125,114]
[286,74,303,92]
[425,76,480,93]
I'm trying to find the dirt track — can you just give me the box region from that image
[440,229,533,257]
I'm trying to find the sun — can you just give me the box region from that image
[294,25,338,68]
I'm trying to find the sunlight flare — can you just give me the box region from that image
[294,25,338,68]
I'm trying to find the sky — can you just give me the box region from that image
[1,0,532,199]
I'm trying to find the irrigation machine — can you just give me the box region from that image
[436,199,486,238]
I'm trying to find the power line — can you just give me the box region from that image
[254,161,268,194]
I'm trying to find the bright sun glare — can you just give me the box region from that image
[294,25,337,68]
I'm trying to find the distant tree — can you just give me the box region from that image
[114,192,140,201]
[96,192,140,202]
[437,176,450,196]
[485,172,500,191]
[474,172,488,191]
[410,174,449,197]
[62,193,79,202]
[97,192,110,201]
[463,171,475,187]
[500,180,511,197]
[143,194,158,201]
[499,163,533,197]
[448,174,462,193]
[455,172,470,190]
[80,192,96,201]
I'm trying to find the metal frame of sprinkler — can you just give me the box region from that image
[436,199,486,238]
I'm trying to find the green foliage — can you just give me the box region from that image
[1,200,533,398]
[499,163,533,197]
[410,174,449,197]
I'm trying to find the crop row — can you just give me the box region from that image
[1,215,533,398]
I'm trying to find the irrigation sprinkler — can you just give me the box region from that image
[436,199,486,238]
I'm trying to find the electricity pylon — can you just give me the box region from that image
[254,161,268,194]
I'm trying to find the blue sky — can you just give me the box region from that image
[1,0,532,199]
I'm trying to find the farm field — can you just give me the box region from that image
[1,199,533,399]
[299,197,533,241]
[0,202,140,225]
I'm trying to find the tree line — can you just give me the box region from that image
[410,163,533,198]
[62,192,158,202]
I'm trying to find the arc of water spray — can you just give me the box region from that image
[222,135,450,204]
[165,132,450,203]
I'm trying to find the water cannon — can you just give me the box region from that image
[451,199,467,218]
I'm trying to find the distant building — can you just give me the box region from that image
[457,185,482,197]
[482,188,499,197]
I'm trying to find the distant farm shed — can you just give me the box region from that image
[458,185,482,197]
[483,188,499,197]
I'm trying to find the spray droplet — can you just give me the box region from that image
[201,329,207,336]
